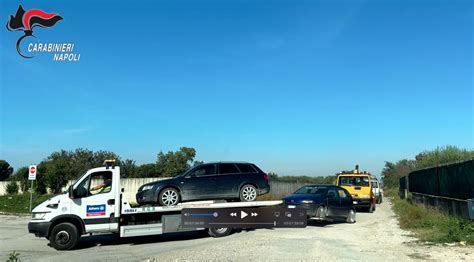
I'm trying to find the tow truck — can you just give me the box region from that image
[336,165,376,213]
[28,160,282,250]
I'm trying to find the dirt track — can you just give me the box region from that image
[0,200,472,261]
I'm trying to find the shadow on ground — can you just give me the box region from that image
[68,231,210,250]
[65,228,258,250]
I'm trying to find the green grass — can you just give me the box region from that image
[257,193,286,201]
[0,194,55,214]
[386,188,474,244]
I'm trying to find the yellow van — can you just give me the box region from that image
[336,167,376,213]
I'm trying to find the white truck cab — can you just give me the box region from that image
[370,176,383,204]
[28,161,282,250]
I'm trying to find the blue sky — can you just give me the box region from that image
[0,0,472,176]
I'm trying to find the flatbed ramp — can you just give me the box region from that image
[120,200,283,237]
[122,200,283,214]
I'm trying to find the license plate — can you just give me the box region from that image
[287,205,296,208]
[353,201,358,204]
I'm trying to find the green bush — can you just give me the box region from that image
[6,181,19,195]
[34,175,48,195]
[0,194,54,213]
[388,190,474,244]
[7,250,20,262]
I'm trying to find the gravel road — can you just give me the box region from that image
[0,200,472,261]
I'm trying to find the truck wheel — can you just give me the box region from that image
[239,184,257,202]
[346,209,356,223]
[49,222,79,250]
[158,187,180,206]
[379,195,383,204]
[208,227,232,238]
[368,204,374,213]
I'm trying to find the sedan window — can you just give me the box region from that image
[327,189,339,199]
[338,189,350,198]
[294,186,328,195]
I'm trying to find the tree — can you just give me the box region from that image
[156,147,197,177]
[121,159,137,178]
[39,148,123,193]
[12,167,30,192]
[0,160,14,181]
[381,145,474,190]
[6,181,19,195]
[136,163,161,178]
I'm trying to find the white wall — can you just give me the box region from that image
[0,178,169,205]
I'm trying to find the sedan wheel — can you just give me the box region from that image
[346,209,356,223]
[315,206,327,220]
[240,185,257,202]
[159,188,180,206]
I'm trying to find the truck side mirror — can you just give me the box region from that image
[68,185,75,199]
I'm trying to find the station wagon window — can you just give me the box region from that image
[191,164,217,177]
[219,163,240,174]
[236,164,257,173]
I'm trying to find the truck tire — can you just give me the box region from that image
[239,184,257,202]
[379,195,383,204]
[49,222,79,250]
[158,187,180,206]
[346,209,356,223]
[208,227,232,238]
[368,203,375,213]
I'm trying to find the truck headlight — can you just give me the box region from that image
[31,212,49,220]
[360,194,370,198]
[302,200,314,204]
[141,185,154,191]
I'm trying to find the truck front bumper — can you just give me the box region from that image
[351,198,372,208]
[28,221,51,238]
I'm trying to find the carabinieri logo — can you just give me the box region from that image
[6,5,81,61]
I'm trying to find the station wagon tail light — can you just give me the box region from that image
[263,174,269,183]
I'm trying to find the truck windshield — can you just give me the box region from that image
[339,176,370,187]
[72,171,88,188]
[294,186,328,194]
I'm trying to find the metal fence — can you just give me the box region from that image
[408,159,474,200]
[399,176,408,199]
[269,181,307,196]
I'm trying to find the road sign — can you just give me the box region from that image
[29,165,37,180]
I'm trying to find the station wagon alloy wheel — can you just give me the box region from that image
[208,227,232,237]
[240,185,257,201]
[160,189,179,206]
